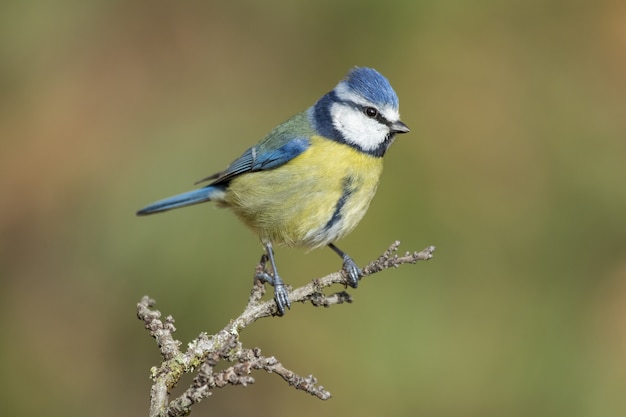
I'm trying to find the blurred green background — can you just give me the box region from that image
[2,1,626,416]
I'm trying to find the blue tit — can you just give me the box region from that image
[137,67,409,315]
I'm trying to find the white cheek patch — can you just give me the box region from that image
[330,102,389,151]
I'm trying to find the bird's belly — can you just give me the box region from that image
[223,138,383,248]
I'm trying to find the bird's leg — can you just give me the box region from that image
[328,243,362,288]
[254,242,290,316]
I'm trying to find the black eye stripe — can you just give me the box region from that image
[360,105,389,126]
[335,98,392,127]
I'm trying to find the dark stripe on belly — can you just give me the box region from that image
[324,176,355,232]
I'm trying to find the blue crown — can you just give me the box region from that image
[343,67,399,110]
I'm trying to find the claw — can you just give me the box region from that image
[342,257,362,288]
[257,242,292,316]
[255,272,291,315]
[328,243,362,288]
[273,283,291,316]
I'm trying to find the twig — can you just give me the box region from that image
[137,241,435,417]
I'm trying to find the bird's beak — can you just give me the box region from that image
[390,120,410,134]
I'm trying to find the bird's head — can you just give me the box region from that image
[311,67,409,157]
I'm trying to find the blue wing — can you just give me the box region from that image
[196,136,310,185]
[137,138,310,215]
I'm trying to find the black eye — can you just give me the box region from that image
[364,107,378,118]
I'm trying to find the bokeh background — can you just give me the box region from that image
[2,1,626,416]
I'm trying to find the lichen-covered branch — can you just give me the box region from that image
[137,241,435,417]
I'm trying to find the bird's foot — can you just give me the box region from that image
[255,272,291,316]
[272,282,290,316]
[328,243,362,289]
[342,256,362,288]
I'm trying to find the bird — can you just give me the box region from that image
[137,67,409,316]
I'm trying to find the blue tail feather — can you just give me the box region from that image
[137,186,221,216]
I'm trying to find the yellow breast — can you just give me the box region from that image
[223,136,383,248]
